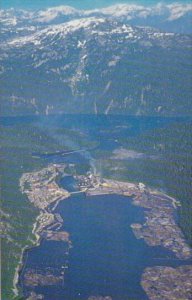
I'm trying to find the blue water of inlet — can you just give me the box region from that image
[20,191,191,300]
[13,115,191,300]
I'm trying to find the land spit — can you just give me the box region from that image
[18,164,192,299]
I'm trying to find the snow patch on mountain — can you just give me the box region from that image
[166,3,192,20]
[96,3,192,20]
[36,6,79,23]
[96,4,149,18]
[1,2,192,25]
[6,17,106,47]
[30,3,192,23]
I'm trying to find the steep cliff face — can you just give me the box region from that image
[0,4,192,116]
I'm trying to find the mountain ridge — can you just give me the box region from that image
[0,5,192,117]
[1,2,192,33]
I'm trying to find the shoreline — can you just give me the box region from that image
[12,214,46,297]
[14,164,71,297]
[12,215,42,297]
[76,174,192,260]
[15,164,192,299]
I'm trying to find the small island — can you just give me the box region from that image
[24,269,63,287]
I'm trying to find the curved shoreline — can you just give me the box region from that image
[14,164,71,297]
[16,163,192,299]
[12,216,43,297]
[77,175,192,260]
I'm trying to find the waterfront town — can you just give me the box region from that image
[19,163,192,300]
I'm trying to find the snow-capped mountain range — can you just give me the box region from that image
[1,3,192,32]
[0,3,192,116]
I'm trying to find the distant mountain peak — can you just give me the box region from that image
[1,3,192,34]
[36,5,79,23]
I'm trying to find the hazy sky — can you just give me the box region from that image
[1,0,191,10]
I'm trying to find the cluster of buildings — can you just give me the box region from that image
[75,171,101,191]
[20,165,70,210]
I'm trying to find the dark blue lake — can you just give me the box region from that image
[20,193,190,300]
